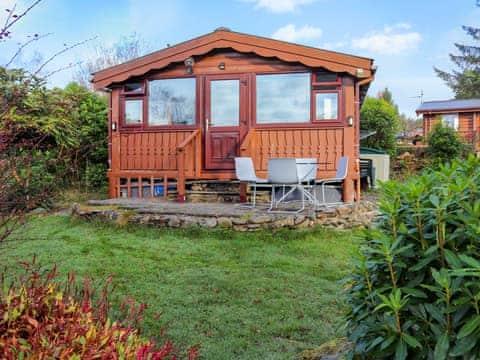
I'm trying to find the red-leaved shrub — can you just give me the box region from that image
[0,259,196,359]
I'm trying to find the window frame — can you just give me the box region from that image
[253,71,344,128]
[440,113,459,130]
[121,82,145,96]
[120,89,145,129]
[119,76,199,131]
[311,88,343,126]
[144,75,199,130]
[253,71,313,127]
[312,71,342,86]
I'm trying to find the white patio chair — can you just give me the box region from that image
[296,158,317,203]
[314,156,349,207]
[234,157,268,207]
[268,158,306,213]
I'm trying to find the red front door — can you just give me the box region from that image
[204,74,248,170]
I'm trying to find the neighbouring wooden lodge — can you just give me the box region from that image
[92,28,375,202]
[416,99,480,149]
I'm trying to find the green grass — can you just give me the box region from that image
[2,215,359,359]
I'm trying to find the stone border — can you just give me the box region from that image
[71,202,379,231]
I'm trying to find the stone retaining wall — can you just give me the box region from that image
[72,201,379,231]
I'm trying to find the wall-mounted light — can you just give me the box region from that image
[347,116,354,127]
[356,68,364,77]
[111,121,117,131]
[218,62,225,70]
[184,56,195,74]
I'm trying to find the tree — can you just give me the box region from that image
[435,1,480,98]
[360,97,400,155]
[377,87,398,113]
[74,33,149,89]
[377,87,418,138]
[1,1,95,78]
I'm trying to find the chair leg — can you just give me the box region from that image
[269,184,276,211]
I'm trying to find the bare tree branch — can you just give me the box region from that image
[43,60,82,79]
[5,32,52,68]
[0,0,42,40]
[33,36,97,75]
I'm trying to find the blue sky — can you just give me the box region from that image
[1,0,479,117]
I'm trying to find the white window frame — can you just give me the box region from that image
[441,113,459,130]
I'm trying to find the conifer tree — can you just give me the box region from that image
[435,1,480,98]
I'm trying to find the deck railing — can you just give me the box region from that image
[176,129,202,201]
[239,128,256,157]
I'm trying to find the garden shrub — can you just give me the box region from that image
[0,68,108,216]
[0,260,196,359]
[85,162,108,189]
[427,123,465,164]
[345,156,480,359]
[360,97,400,156]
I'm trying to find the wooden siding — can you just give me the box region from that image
[423,112,480,147]
[119,131,196,175]
[250,128,344,177]
[102,44,368,202]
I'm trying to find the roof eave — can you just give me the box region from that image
[417,107,480,114]
[91,29,375,90]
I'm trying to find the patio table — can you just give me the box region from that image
[268,158,331,212]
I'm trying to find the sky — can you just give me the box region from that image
[1,0,479,118]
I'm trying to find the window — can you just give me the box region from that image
[148,78,196,126]
[123,82,144,94]
[256,73,310,124]
[315,92,338,121]
[313,71,338,84]
[441,114,459,130]
[124,99,143,125]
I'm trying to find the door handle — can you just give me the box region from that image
[206,117,209,131]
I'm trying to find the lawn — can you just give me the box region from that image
[2,215,359,359]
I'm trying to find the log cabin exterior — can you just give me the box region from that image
[91,28,375,202]
[416,99,480,149]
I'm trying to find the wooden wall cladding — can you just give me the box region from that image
[119,131,195,172]
[251,128,344,174]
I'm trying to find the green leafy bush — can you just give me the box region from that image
[360,97,400,156]
[427,122,465,164]
[0,260,197,359]
[63,82,108,187]
[85,162,108,189]
[345,156,480,359]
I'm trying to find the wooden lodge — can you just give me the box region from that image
[91,28,376,202]
[416,99,480,149]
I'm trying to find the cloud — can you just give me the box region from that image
[351,23,421,55]
[321,41,346,50]
[272,24,322,43]
[247,0,314,13]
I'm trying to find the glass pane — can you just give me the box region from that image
[315,72,338,83]
[125,99,143,125]
[441,114,458,130]
[124,82,144,94]
[256,73,310,124]
[148,78,196,126]
[315,93,338,120]
[210,80,239,126]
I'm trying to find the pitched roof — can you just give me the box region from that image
[92,28,375,89]
[416,99,480,113]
